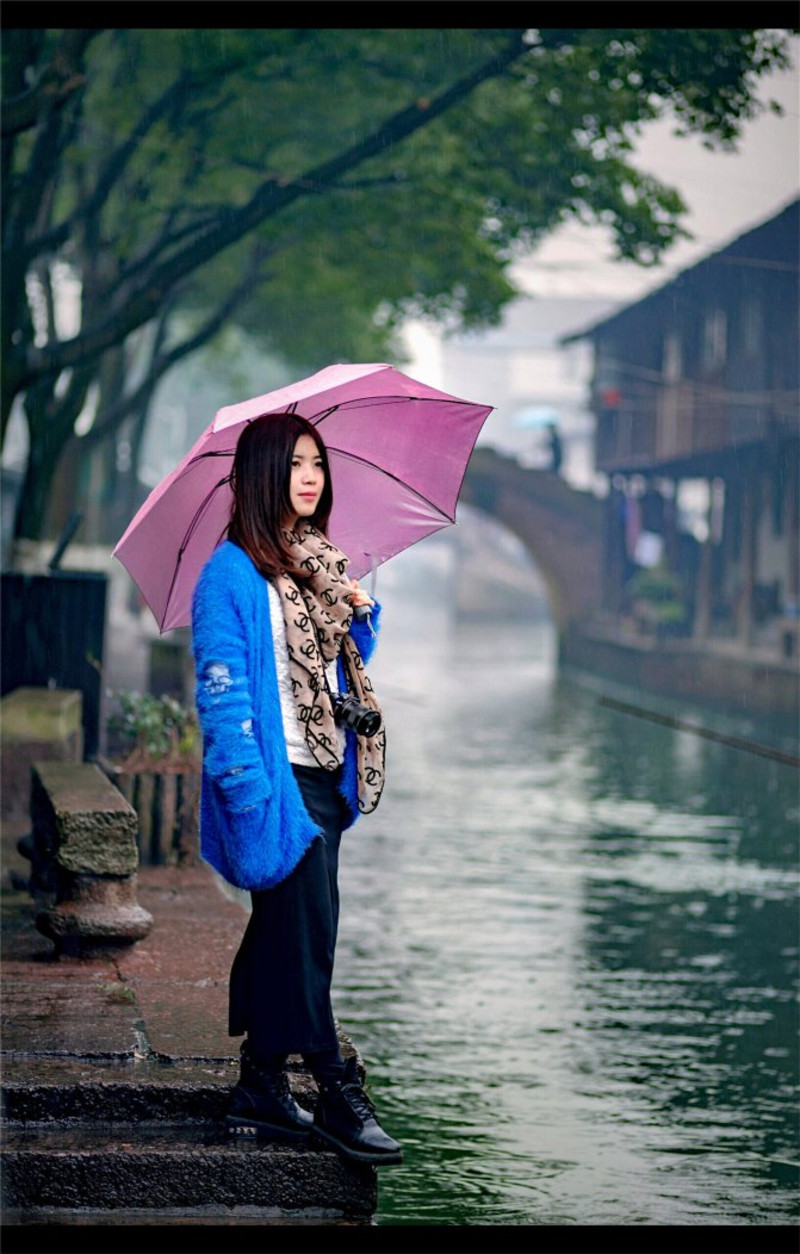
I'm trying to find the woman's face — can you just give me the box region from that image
[287,433,325,527]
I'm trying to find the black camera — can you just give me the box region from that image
[331,693,382,738]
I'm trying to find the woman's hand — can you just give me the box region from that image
[347,579,375,610]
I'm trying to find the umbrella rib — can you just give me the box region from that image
[324,446,455,523]
[160,474,231,631]
[184,448,236,470]
[311,394,474,420]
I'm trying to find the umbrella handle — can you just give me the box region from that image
[347,553,377,632]
[366,554,379,633]
[352,603,376,638]
[354,553,378,637]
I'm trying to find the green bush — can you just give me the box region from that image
[628,565,687,632]
[628,566,684,604]
[107,691,199,766]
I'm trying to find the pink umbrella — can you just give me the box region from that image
[113,362,493,633]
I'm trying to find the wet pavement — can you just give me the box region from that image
[1,815,252,1069]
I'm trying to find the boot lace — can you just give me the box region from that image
[261,1068,292,1103]
[342,1080,375,1121]
[245,1060,292,1103]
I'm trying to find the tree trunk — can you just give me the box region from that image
[13,411,69,544]
[43,432,85,543]
[13,369,94,545]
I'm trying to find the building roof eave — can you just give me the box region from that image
[559,196,800,347]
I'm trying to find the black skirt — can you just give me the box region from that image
[228,763,348,1057]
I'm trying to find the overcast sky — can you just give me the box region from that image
[512,35,800,302]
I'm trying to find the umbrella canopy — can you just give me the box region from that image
[113,363,493,633]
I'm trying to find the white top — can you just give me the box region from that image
[267,581,345,767]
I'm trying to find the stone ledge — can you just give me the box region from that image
[28,761,152,955]
[0,1057,319,1124]
[1,1204,370,1227]
[0,1121,377,1218]
[31,761,139,877]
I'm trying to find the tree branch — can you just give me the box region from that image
[229,157,410,194]
[25,70,213,262]
[20,30,531,384]
[81,242,274,447]
[1,30,101,138]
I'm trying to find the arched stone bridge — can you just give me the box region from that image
[460,447,604,633]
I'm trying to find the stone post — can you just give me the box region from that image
[30,761,153,957]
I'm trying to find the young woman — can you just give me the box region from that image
[191,412,401,1166]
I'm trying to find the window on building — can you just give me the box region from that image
[741,298,764,358]
[702,308,727,372]
[772,460,784,537]
[662,330,682,382]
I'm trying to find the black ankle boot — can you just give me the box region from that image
[227,1042,313,1139]
[239,1042,285,1090]
[313,1055,402,1165]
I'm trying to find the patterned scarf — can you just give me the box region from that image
[273,524,386,814]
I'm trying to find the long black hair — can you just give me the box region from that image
[227,412,333,577]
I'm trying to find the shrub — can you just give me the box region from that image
[107,691,199,770]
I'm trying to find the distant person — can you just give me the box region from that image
[546,422,563,475]
[191,412,401,1166]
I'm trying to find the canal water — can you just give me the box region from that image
[331,536,799,1228]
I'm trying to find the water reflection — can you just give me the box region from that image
[332,541,798,1226]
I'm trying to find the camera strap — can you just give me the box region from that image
[306,609,346,711]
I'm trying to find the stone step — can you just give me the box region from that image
[1,1056,317,1123]
[3,1203,368,1227]
[1,1120,377,1219]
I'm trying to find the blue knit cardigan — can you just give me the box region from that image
[191,539,381,891]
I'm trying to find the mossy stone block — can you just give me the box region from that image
[1,687,83,743]
[31,762,138,876]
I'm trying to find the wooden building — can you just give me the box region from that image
[564,199,799,684]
